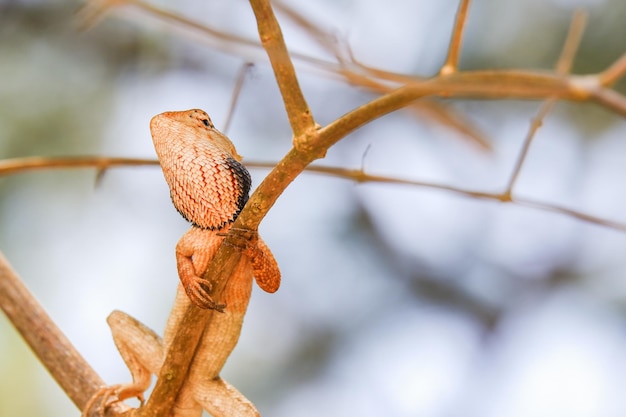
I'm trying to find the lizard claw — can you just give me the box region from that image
[221,227,258,250]
[82,384,143,417]
[183,275,226,312]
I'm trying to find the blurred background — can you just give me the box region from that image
[2,0,626,416]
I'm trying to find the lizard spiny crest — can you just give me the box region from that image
[150,109,251,230]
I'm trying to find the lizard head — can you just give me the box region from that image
[150,109,252,230]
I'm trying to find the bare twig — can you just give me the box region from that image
[272,0,337,53]
[555,11,587,75]
[502,100,559,199]
[80,0,339,78]
[222,63,255,135]
[589,87,626,113]
[599,51,626,86]
[440,0,471,75]
[407,100,491,151]
[0,156,157,176]
[514,197,626,232]
[78,0,261,59]
[2,154,625,232]
[257,163,626,232]
[503,11,587,197]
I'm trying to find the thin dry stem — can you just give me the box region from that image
[76,0,126,30]
[408,101,491,150]
[330,61,492,150]
[272,0,337,53]
[0,156,157,176]
[440,0,471,75]
[259,163,626,232]
[503,10,587,196]
[86,0,337,76]
[222,63,255,135]
[2,156,625,231]
[599,51,626,86]
[555,11,587,75]
[502,100,558,198]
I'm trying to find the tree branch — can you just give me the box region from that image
[248,0,315,137]
[0,252,129,416]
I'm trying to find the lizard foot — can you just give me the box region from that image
[218,227,258,250]
[82,384,144,417]
[182,275,226,312]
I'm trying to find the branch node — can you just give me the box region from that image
[568,74,601,99]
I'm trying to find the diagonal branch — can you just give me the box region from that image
[0,252,129,416]
[248,0,316,137]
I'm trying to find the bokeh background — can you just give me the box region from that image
[2,0,626,416]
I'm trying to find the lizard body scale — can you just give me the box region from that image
[83,109,280,417]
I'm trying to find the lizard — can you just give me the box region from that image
[83,109,280,417]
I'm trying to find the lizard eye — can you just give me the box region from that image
[202,119,210,127]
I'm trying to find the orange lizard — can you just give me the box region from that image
[84,109,280,417]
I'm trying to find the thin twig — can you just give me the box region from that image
[252,163,626,232]
[0,156,157,176]
[2,150,626,232]
[502,100,559,199]
[514,197,626,232]
[555,11,587,75]
[82,0,339,78]
[599,51,626,86]
[440,0,471,75]
[503,10,587,197]
[408,100,491,151]
[590,86,626,114]
[272,0,337,53]
[222,63,255,135]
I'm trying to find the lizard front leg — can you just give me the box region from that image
[176,229,226,311]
